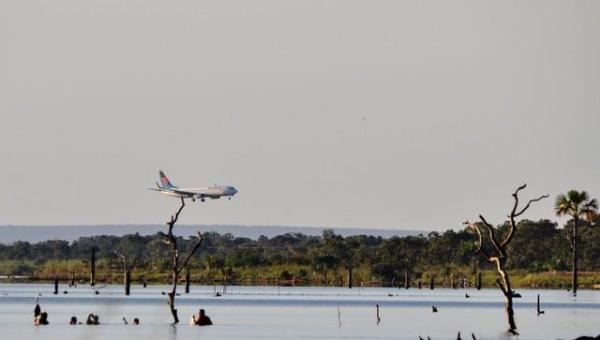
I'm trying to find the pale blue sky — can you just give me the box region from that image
[1,1,599,230]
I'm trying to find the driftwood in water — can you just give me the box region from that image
[465,184,547,335]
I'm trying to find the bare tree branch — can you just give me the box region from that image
[464,221,494,262]
[496,278,508,296]
[176,233,203,275]
[479,215,503,255]
[501,185,547,248]
[514,194,549,217]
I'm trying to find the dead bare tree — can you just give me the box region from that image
[159,197,204,324]
[115,251,131,296]
[464,184,547,335]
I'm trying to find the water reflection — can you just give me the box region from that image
[1,284,600,340]
[168,324,177,340]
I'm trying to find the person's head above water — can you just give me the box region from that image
[199,309,206,316]
[133,318,139,325]
[69,316,77,325]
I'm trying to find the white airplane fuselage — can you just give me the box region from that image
[151,171,238,202]
[161,186,238,200]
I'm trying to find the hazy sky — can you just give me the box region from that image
[1,1,599,231]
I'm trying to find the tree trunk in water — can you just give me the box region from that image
[429,276,434,290]
[347,267,353,289]
[185,268,191,293]
[404,269,409,289]
[572,218,578,297]
[90,248,96,286]
[498,266,518,334]
[54,276,58,295]
[124,270,131,296]
[168,266,179,323]
[476,272,482,290]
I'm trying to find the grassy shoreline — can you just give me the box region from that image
[2,265,600,290]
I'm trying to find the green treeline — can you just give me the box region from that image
[2,219,600,288]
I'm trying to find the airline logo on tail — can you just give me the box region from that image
[159,171,176,189]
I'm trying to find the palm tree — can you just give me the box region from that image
[555,190,598,296]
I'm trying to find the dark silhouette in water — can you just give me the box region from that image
[192,309,212,326]
[376,304,381,325]
[36,312,49,325]
[33,300,48,325]
[86,314,100,325]
[537,294,545,315]
[574,336,600,340]
[33,303,40,319]
[432,305,438,313]
[69,316,78,325]
[123,317,139,325]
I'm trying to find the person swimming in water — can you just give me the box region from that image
[33,299,48,325]
[192,309,212,326]
[34,311,49,325]
[86,313,100,325]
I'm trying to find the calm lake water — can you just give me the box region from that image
[0,283,598,339]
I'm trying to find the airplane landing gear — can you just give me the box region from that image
[201,198,205,202]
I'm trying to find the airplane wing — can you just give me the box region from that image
[148,187,197,198]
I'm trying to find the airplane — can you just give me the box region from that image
[150,171,238,202]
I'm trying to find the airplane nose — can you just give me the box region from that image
[230,187,238,195]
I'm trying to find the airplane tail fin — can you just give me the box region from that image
[159,171,176,189]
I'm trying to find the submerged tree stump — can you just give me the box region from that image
[185,268,191,294]
[90,248,96,286]
[124,270,131,296]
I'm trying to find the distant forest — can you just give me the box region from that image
[2,219,600,288]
